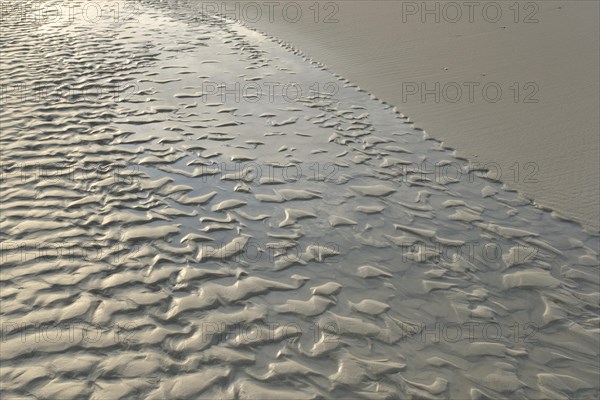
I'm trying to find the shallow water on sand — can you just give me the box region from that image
[1,1,598,399]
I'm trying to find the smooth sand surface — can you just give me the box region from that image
[234,0,600,231]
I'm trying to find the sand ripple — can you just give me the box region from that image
[1,1,598,399]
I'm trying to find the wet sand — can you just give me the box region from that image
[232,0,600,231]
[0,0,599,399]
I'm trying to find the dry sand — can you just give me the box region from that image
[232,0,600,231]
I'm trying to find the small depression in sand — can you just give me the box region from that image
[0,1,598,399]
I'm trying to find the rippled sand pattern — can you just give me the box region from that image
[1,1,599,399]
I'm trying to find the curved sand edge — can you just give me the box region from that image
[225,0,600,232]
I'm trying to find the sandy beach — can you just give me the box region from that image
[231,0,600,231]
[0,0,598,399]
